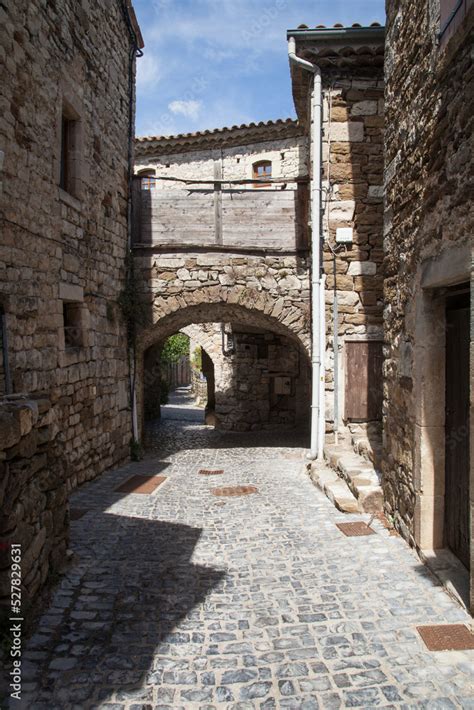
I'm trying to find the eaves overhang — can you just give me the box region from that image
[135,118,304,158]
[286,26,385,43]
[287,25,385,126]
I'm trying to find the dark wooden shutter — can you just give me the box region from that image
[345,341,383,421]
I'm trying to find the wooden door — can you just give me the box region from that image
[345,341,383,421]
[445,294,470,569]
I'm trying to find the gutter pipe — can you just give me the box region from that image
[288,37,323,460]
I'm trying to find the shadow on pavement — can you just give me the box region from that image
[20,514,224,707]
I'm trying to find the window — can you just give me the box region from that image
[59,106,81,197]
[138,169,157,190]
[63,302,84,348]
[252,160,272,188]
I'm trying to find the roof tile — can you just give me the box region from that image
[135,118,303,156]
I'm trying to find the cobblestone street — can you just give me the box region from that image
[14,417,474,709]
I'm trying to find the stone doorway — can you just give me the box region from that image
[445,286,470,570]
[412,248,472,608]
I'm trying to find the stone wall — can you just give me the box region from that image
[0,396,68,607]
[181,322,310,432]
[134,92,385,433]
[321,71,385,429]
[136,134,307,188]
[383,0,473,607]
[0,1,140,604]
[136,251,311,433]
[0,1,138,486]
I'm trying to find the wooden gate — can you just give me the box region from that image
[345,340,383,421]
[445,292,470,569]
[165,355,191,389]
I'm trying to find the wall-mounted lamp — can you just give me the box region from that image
[221,323,235,356]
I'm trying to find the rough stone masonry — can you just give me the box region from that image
[383,0,474,611]
[0,0,142,607]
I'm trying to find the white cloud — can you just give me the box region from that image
[136,53,161,91]
[168,100,202,119]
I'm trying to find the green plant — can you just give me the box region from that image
[118,253,148,346]
[191,346,202,371]
[130,438,143,461]
[118,252,149,455]
[160,333,189,364]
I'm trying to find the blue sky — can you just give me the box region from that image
[133,0,385,138]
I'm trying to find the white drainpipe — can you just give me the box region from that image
[288,37,323,459]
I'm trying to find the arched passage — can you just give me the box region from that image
[137,295,311,437]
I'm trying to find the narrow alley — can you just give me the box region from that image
[16,419,473,709]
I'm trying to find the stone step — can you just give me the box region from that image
[307,465,359,514]
[351,434,383,468]
[348,422,383,468]
[323,441,384,514]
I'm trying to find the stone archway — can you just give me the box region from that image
[139,285,310,354]
[136,288,311,435]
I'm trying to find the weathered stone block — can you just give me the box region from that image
[328,122,364,142]
[0,411,21,449]
[348,261,377,276]
[329,200,355,222]
[352,100,378,116]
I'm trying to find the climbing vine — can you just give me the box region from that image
[117,252,148,347]
[118,251,148,461]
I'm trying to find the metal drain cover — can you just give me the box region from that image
[115,475,167,494]
[199,469,224,475]
[336,522,375,537]
[212,485,258,497]
[417,624,474,651]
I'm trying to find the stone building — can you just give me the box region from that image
[287,24,385,440]
[133,29,386,444]
[383,0,473,612]
[0,1,143,606]
[134,120,312,433]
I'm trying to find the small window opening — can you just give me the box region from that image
[63,302,84,348]
[138,169,157,190]
[252,160,272,188]
[60,110,80,196]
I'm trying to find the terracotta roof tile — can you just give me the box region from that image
[136,117,299,144]
[294,22,382,30]
[135,118,303,156]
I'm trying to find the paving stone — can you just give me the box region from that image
[180,687,213,701]
[221,669,258,684]
[239,681,273,700]
[10,419,473,708]
[279,679,297,696]
[216,686,235,702]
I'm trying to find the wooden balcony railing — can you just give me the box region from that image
[131,176,309,252]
